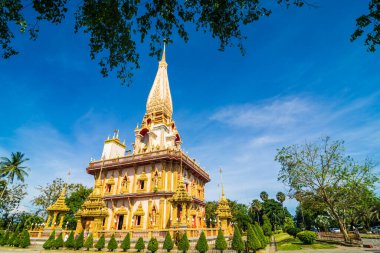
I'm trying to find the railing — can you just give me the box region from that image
[317,232,362,245]
[88,149,210,180]
[97,228,220,240]
[30,228,221,240]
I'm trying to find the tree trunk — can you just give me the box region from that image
[329,208,350,243]
[0,177,10,199]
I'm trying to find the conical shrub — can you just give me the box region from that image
[178,233,190,253]
[148,237,159,253]
[120,233,131,252]
[1,230,9,246]
[95,234,105,251]
[254,222,267,247]
[195,231,208,253]
[19,230,31,248]
[135,237,145,252]
[215,228,227,253]
[247,224,261,251]
[163,232,174,252]
[84,233,93,251]
[231,226,244,253]
[53,233,64,249]
[43,230,56,250]
[13,234,21,247]
[75,232,84,250]
[64,231,75,249]
[108,234,118,251]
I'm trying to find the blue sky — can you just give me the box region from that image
[0,1,379,214]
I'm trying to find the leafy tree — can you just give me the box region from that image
[108,234,118,252]
[84,233,93,251]
[135,237,145,252]
[53,233,64,249]
[276,137,379,243]
[262,215,272,236]
[205,201,218,227]
[147,237,159,253]
[95,235,105,251]
[120,233,131,252]
[250,199,262,223]
[260,191,269,202]
[261,199,291,229]
[0,152,29,199]
[231,225,245,253]
[178,233,190,253]
[195,231,208,253]
[0,183,27,228]
[75,232,84,250]
[246,224,261,251]
[276,192,286,204]
[64,231,75,249]
[32,178,92,220]
[283,217,295,231]
[229,200,251,231]
[215,229,227,253]
[20,229,30,248]
[43,230,56,250]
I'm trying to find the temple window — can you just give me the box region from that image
[106,184,112,193]
[135,215,142,226]
[185,183,189,193]
[138,180,145,190]
[198,189,201,198]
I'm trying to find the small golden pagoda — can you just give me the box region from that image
[216,169,233,235]
[169,177,193,228]
[46,187,70,229]
[75,177,108,238]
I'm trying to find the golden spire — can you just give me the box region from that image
[47,186,70,212]
[146,43,173,118]
[219,168,226,200]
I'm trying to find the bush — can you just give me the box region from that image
[287,227,302,238]
[296,231,317,245]
[253,222,266,248]
[262,215,272,236]
[1,230,9,246]
[84,233,93,250]
[231,225,244,253]
[148,237,159,253]
[215,229,227,253]
[8,233,16,246]
[163,232,174,252]
[19,230,31,248]
[247,224,261,251]
[13,234,21,247]
[178,233,190,253]
[135,237,145,252]
[43,230,56,250]
[75,232,84,250]
[195,231,208,253]
[108,234,118,251]
[120,233,130,252]
[95,235,105,251]
[53,233,64,249]
[65,231,75,249]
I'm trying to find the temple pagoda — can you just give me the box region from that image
[75,46,210,235]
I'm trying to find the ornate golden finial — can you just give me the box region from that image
[219,168,225,199]
[161,41,166,62]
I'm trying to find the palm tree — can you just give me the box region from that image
[250,199,262,222]
[276,192,286,226]
[260,191,268,202]
[0,152,30,198]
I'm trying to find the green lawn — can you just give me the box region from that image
[274,233,337,251]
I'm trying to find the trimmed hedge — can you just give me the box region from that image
[215,229,227,252]
[296,231,317,244]
[178,233,190,253]
[287,227,302,238]
[107,234,118,251]
[231,225,245,253]
[148,237,159,253]
[95,234,105,251]
[84,233,93,250]
[135,237,145,252]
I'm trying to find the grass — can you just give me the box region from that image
[275,233,337,251]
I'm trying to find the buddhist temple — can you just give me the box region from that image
[45,187,70,229]
[75,46,211,237]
